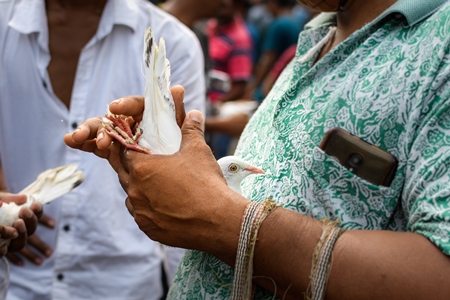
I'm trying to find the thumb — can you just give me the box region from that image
[171,85,186,128]
[179,110,205,151]
[0,194,27,205]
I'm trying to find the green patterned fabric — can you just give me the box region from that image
[168,1,450,298]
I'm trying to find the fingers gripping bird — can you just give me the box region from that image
[102,28,264,190]
[103,28,181,155]
[0,164,84,246]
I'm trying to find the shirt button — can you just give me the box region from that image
[57,273,64,281]
[63,225,70,232]
[71,122,78,129]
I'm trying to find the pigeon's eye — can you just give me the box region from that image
[228,163,239,173]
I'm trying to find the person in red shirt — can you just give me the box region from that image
[207,0,253,103]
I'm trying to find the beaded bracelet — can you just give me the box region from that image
[231,199,278,300]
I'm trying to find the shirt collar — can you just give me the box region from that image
[306,0,448,29]
[8,0,139,38]
[96,0,139,40]
[376,0,448,26]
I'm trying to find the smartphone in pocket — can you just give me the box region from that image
[319,128,398,187]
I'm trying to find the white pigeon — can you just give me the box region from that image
[103,28,181,155]
[0,164,84,246]
[217,156,265,195]
[102,30,265,191]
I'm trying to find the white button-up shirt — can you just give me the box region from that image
[0,0,205,299]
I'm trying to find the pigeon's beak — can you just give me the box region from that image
[244,165,265,174]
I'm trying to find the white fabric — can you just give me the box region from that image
[0,0,205,299]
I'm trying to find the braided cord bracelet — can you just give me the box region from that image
[231,199,278,300]
[306,219,345,300]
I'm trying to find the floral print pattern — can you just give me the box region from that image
[169,2,450,299]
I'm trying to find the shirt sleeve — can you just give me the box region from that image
[405,74,450,256]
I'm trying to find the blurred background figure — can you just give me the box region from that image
[207,0,253,103]
[205,0,254,158]
[245,0,309,101]
[262,43,297,96]
[162,0,225,88]
[245,0,273,63]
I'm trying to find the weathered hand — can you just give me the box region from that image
[64,86,186,172]
[0,193,43,255]
[119,110,249,255]
[6,213,54,266]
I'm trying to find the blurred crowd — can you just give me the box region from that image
[154,0,314,158]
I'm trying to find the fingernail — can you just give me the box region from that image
[188,110,203,123]
[45,249,53,257]
[111,98,122,105]
[18,224,26,233]
[97,132,105,141]
[12,231,18,239]
[72,128,81,137]
[35,258,42,265]
[23,208,33,219]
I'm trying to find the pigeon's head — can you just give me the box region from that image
[217,156,265,194]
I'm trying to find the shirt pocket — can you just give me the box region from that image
[304,146,398,228]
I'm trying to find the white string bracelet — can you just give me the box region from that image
[231,199,278,300]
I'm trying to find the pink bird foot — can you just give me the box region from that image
[102,114,151,154]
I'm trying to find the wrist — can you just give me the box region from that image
[201,188,249,266]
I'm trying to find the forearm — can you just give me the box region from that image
[211,205,450,299]
[205,116,227,132]
[326,230,450,299]
[205,115,248,136]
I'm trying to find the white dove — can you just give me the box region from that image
[217,156,265,195]
[0,164,84,245]
[103,28,181,154]
[102,29,264,190]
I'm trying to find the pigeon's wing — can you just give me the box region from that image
[19,164,84,205]
[137,28,182,155]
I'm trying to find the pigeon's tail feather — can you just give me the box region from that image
[138,27,181,154]
[143,27,154,70]
[154,38,174,112]
[19,164,84,205]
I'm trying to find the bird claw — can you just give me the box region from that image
[102,114,151,154]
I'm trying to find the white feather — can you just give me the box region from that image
[137,28,182,155]
[0,165,84,245]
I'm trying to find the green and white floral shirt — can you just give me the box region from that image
[169,0,450,298]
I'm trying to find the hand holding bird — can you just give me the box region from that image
[65,28,265,253]
[102,28,181,155]
[99,28,264,191]
[0,165,84,247]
